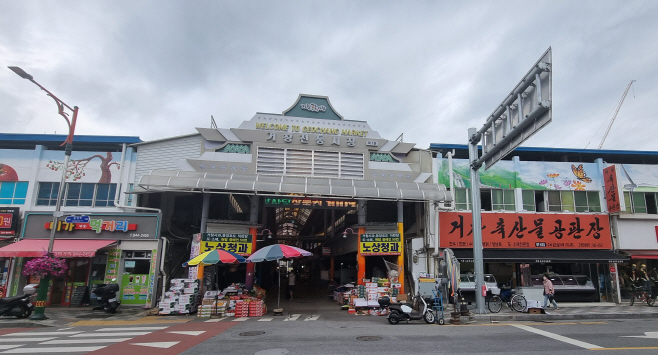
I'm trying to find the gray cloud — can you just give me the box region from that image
[2,1,657,152]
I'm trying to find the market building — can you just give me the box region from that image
[132,94,450,300]
[0,133,163,308]
[428,144,658,303]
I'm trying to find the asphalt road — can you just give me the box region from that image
[3,317,658,354]
[184,317,658,355]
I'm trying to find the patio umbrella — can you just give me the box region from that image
[246,244,312,311]
[183,248,246,267]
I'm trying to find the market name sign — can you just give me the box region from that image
[360,233,402,256]
[439,211,612,249]
[201,233,253,256]
[264,197,358,210]
[255,122,368,137]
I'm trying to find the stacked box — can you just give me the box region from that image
[249,300,264,317]
[234,300,250,317]
[366,282,378,301]
[159,279,200,315]
[357,285,366,298]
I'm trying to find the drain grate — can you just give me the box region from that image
[240,331,266,336]
[75,314,114,319]
[356,336,382,341]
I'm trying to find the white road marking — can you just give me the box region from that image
[2,346,106,353]
[2,332,81,336]
[0,346,22,350]
[130,342,180,349]
[622,331,658,339]
[512,324,603,349]
[258,318,274,321]
[205,317,228,322]
[233,317,249,322]
[283,314,301,321]
[0,338,56,343]
[70,332,151,337]
[96,327,168,332]
[56,328,73,331]
[166,331,205,336]
[304,315,320,321]
[40,338,131,344]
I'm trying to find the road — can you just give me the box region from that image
[2,317,658,354]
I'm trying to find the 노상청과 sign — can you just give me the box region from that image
[201,233,253,256]
[359,233,402,256]
[439,211,611,249]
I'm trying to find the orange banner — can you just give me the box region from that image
[439,211,612,249]
[603,166,622,213]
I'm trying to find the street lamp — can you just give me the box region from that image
[342,228,357,238]
[9,66,79,320]
[256,229,274,242]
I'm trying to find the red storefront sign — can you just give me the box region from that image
[439,211,612,249]
[603,166,622,213]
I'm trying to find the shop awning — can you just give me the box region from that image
[0,239,117,258]
[623,250,658,259]
[451,249,628,264]
[136,169,451,202]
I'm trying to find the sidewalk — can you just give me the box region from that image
[0,306,166,328]
[467,302,658,322]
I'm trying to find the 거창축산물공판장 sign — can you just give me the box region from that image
[439,211,612,249]
[201,233,253,256]
[359,233,402,256]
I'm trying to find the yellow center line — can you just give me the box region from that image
[591,347,658,351]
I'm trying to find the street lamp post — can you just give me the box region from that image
[9,66,79,320]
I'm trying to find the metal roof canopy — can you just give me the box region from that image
[137,169,451,202]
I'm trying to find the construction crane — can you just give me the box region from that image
[598,80,636,149]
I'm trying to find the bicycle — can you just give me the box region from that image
[487,289,527,313]
[630,285,655,306]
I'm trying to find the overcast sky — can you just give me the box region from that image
[2,1,657,152]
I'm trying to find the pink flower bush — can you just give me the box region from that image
[23,255,68,277]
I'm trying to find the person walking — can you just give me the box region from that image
[542,274,559,310]
[287,270,296,301]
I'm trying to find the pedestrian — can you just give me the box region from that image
[542,274,559,310]
[287,270,296,301]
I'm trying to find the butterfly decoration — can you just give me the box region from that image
[571,164,592,183]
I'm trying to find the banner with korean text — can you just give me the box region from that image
[439,211,612,249]
[201,233,253,256]
[360,233,402,256]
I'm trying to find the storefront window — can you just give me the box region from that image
[0,181,28,204]
[37,182,117,207]
[455,188,471,211]
[547,190,601,213]
[522,190,536,211]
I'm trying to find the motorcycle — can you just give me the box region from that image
[383,293,438,325]
[92,279,121,314]
[0,284,37,319]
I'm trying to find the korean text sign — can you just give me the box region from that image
[603,166,623,213]
[360,233,402,256]
[439,211,612,249]
[201,233,253,256]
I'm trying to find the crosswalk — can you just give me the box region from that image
[205,314,321,322]
[0,326,169,354]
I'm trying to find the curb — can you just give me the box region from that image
[0,321,51,329]
[473,312,658,322]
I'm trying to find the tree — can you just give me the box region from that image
[47,152,120,183]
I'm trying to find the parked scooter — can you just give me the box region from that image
[383,293,436,324]
[0,284,37,318]
[92,279,121,314]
